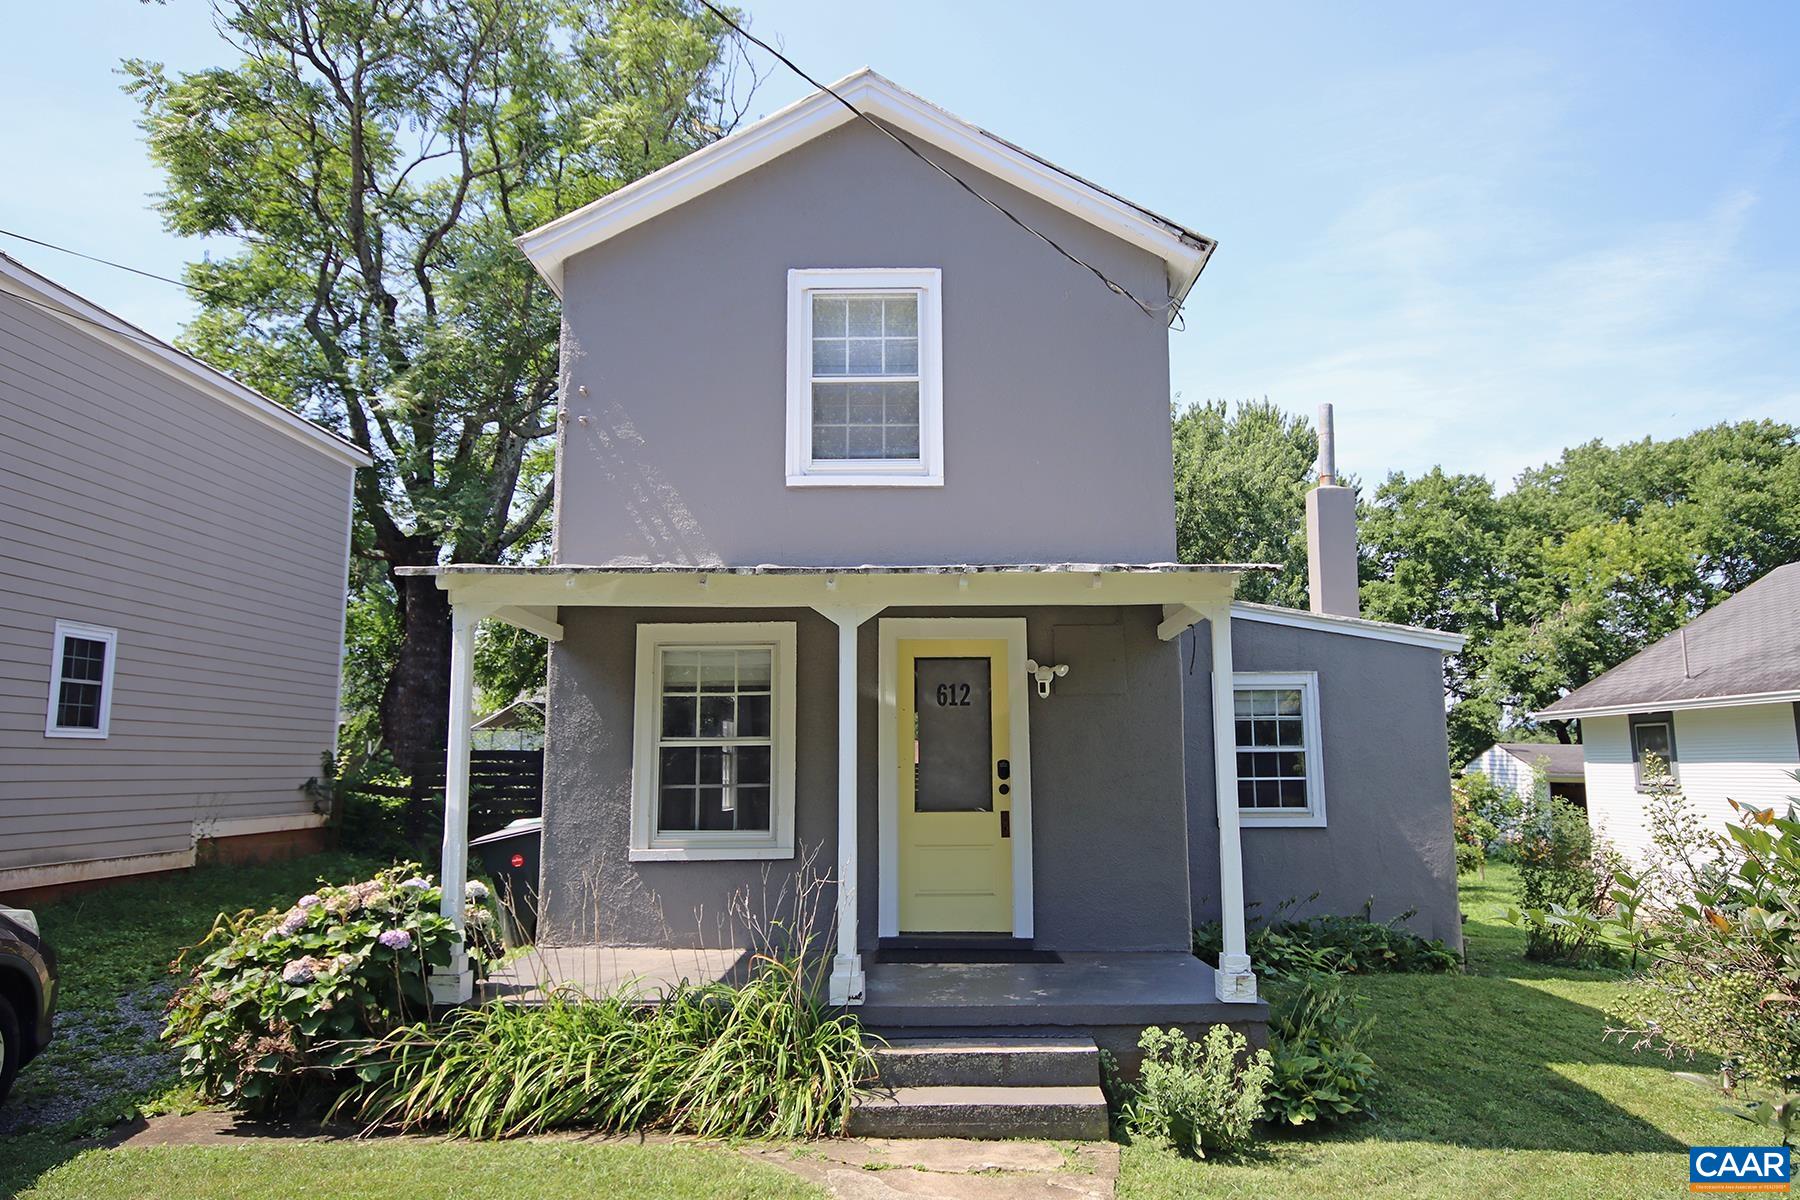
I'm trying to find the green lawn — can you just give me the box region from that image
[1119,864,1753,1199]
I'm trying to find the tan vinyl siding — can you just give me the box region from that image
[1584,705,1800,863]
[0,288,356,876]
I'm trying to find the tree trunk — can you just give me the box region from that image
[381,569,453,791]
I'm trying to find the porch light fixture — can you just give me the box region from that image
[1025,659,1069,699]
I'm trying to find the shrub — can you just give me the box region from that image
[1194,902,1459,979]
[334,952,874,1139]
[1513,793,1621,963]
[1264,976,1377,1126]
[162,864,493,1115]
[1452,770,1518,875]
[1123,1025,1271,1158]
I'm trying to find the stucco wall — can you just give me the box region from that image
[538,604,1193,953]
[1584,704,1800,864]
[1183,617,1463,947]
[0,287,356,879]
[552,118,1177,568]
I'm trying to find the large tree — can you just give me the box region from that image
[127,0,755,775]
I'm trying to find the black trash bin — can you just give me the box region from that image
[470,817,542,946]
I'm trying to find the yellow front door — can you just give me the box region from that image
[896,638,1012,934]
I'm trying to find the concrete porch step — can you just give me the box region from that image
[848,1084,1111,1141]
[871,1036,1101,1088]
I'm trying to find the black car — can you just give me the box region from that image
[0,904,56,1104]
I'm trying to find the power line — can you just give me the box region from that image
[0,227,211,297]
[694,0,1182,324]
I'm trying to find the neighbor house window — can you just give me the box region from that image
[785,268,943,487]
[1629,712,1678,789]
[46,620,118,738]
[630,623,797,860]
[1232,672,1325,827]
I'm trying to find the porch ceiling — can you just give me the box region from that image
[397,561,1272,612]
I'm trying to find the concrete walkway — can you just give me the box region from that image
[108,1111,1120,1200]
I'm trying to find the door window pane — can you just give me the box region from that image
[913,657,993,813]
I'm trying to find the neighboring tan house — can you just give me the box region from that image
[0,253,369,901]
[1466,742,1587,808]
[1539,561,1800,861]
[409,73,1463,1116]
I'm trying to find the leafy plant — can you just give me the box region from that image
[1122,1025,1272,1158]
[1511,790,1621,963]
[1195,900,1459,979]
[1264,976,1378,1126]
[335,953,873,1139]
[162,864,491,1115]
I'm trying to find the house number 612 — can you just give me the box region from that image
[935,682,972,707]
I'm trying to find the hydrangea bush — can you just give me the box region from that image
[163,863,496,1115]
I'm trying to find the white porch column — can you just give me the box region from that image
[819,605,881,1006]
[1209,603,1259,1003]
[429,602,483,1005]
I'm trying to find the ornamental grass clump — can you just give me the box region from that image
[162,864,496,1115]
[334,952,874,1139]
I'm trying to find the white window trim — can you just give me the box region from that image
[1231,670,1326,828]
[630,622,798,860]
[785,267,944,488]
[45,620,118,739]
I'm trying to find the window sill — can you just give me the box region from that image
[786,472,944,489]
[45,728,110,740]
[1238,811,1327,829]
[629,844,795,862]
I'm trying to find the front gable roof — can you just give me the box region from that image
[1538,561,1800,719]
[517,69,1216,319]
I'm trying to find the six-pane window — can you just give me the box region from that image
[1234,687,1310,810]
[810,292,922,461]
[655,647,774,835]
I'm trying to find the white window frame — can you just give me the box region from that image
[1231,670,1326,828]
[785,267,944,488]
[630,622,798,860]
[45,620,118,739]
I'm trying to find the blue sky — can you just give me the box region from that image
[3,1,1795,487]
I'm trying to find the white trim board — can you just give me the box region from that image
[0,848,197,893]
[1537,690,1800,721]
[515,69,1214,316]
[1230,601,1466,653]
[0,253,372,469]
[876,617,1034,940]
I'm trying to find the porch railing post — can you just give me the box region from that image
[429,601,482,1005]
[1209,601,1259,1002]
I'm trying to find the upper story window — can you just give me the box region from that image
[46,620,118,738]
[786,268,943,487]
[1232,671,1326,827]
[1629,711,1678,789]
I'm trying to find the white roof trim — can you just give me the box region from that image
[1536,689,1800,721]
[0,253,372,469]
[1230,601,1467,653]
[516,69,1215,317]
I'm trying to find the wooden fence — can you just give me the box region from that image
[352,749,543,842]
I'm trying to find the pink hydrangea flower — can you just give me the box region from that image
[297,893,322,909]
[377,929,413,951]
[281,956,326,985]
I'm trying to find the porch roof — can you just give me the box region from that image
[399,560,1275,578]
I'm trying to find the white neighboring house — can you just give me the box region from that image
[1465,742,1587,808]
[1537,562,1800,862]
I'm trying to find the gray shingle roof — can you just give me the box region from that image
[1539,561,1800,718]
[1495,742,1586,779]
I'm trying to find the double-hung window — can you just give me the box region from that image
[630,623,797,860]
[1629,712,1678,789]
[1232,671,1325,827]
[786,268,943,487]
[46,620,118,738]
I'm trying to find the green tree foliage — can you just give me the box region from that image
[1172,399,1320,606]
[124,0,755,773]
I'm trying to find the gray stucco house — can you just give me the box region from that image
[415,73,1463,1044]
[0,253,369,901]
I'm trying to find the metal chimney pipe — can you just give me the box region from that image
[1317,402,1337,484]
